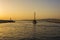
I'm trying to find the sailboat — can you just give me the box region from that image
[0,18,15,23]
[33,12,37,24]
[32,12,37,40]
[7,17,15,23]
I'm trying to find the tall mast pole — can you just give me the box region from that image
[32,12,37,40]
[10,17,11,20]
[34,12,36,20]
[33,12,37,24]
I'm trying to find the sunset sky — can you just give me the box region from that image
[0,0,60,20]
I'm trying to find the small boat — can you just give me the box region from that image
[0,18,15,23]
[33,12,37,24]
[7,17,15,23]
[7,20,15,23]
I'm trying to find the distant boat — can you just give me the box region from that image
[7,17,15,23]
[32,12,37,39]
[33,12,37,24]
[7,18,15,22]
[0,18,15,23]
[7,20,15,23]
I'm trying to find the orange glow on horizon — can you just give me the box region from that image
[0,0,60,20]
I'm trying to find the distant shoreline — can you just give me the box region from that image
[16,19,60,23]
[0,19,60,23]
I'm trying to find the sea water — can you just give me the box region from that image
[0,21,60,40]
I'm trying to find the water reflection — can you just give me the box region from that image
[0,21,60,40]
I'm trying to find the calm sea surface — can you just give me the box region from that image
[0,21,60,40]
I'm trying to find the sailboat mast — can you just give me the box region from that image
[32,12,37,39]
[34,12,36,20]
[10,17,11,20]
[33,12,37,24]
